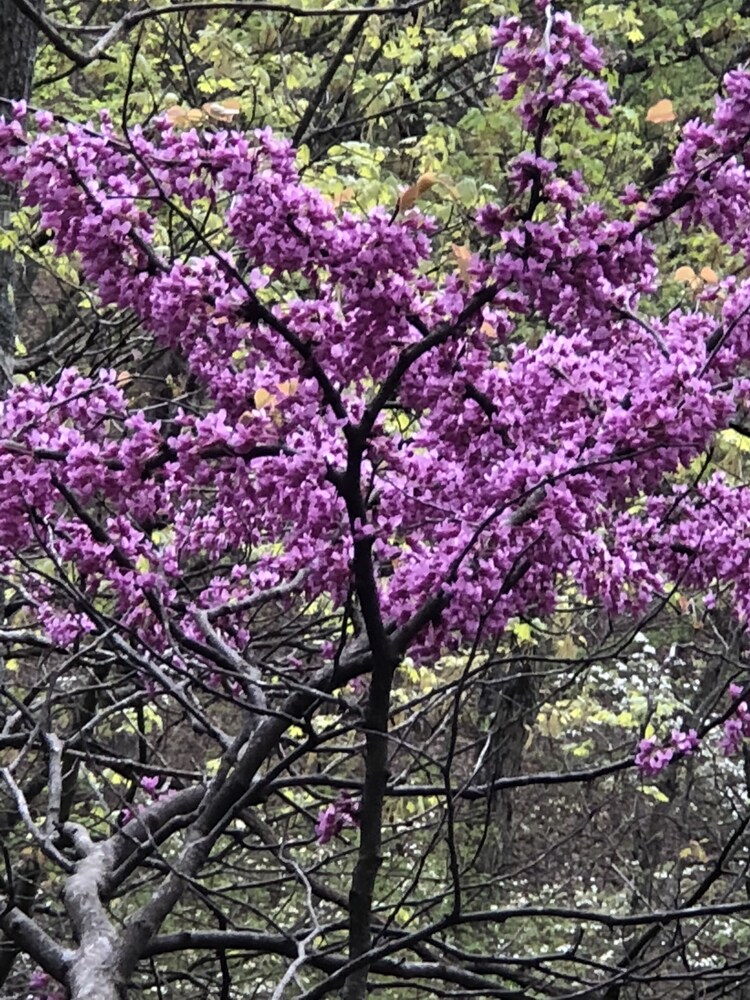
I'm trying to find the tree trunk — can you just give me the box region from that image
[0,0,41,388]
[476,654,539,872]
[0,7,41,994]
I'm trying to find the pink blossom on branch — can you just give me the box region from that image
[719,683,750,755]
[635,730,700,778]
[492,2,611,130]
[27,969,64,1000]
[315,794,362,845]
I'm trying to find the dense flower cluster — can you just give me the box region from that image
[720,683,750,755]
[634,680,750,773]
[0,7,749,699]
[635,729,700,777]
[493,0,611,130]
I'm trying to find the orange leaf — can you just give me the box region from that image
[646,99,675,124]
[164,105,188,125]
[674,265,697,284]
[331,186,354,208]
[398,172,436,213]
[452,243,473,286]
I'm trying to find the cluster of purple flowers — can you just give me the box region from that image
[493,1,611,130]
[634,682,750,775]
[635,729,700,777]
[119,774,171,826]
[720,683,750,755]
[3,3,750,850]
[315,794,361,845]
[27,970,64,1000]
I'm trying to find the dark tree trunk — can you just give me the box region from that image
[0,6,40,995]
[476,655,540,872]
[0,0,41,389]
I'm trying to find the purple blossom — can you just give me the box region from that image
[140,775,160,796]
[315,794,361,845]
[671,729,700,754]
[28,970,50,990]
[118,806,135,826]
[635,730,700,777]
[492,7,611,131]
[2,9,750,764]
[720,717,745,756]
[27,969,64,1000]
[635,737,674,777]
[720,683,750,755]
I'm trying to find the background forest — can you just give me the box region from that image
[3,1,750,999]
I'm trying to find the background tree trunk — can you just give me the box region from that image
[0,0,40,388]
[476,651,540,872]
[0,5,40,993]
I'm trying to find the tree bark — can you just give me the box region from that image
[0,0,41,388]
[0,6,41,993]
[476,654,539,872]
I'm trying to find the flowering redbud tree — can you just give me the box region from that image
[4,3,750,999]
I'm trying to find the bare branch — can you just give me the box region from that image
[12,0,432,71]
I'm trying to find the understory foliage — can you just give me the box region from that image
[6,2,750,999]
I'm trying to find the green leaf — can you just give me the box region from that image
[642,785,669,803]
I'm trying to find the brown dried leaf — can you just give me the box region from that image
[331,186,354,208]
[674,265,697,284]
[646,98,676,124]
[164,105,188,125]
[277,379,299,397]
[398,172,437,212]
[202,98,242,122]
[254,387,275,410]
[452,243,473,286]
